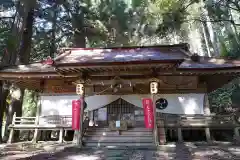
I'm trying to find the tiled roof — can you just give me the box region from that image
[1,44,240,74]
[55,45,188,65]
[0,63,55,73]
[179,57,240,69]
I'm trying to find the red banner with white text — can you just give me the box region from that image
[142,98,154,129]
[72,100,81,130]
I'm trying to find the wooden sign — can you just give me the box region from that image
[51,85,75,93]
[142,98,154,129]
[116,120,121,128]
[72,100,81,130]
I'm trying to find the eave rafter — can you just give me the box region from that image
[54,62,178,77]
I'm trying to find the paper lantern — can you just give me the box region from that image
[150,82,158,94]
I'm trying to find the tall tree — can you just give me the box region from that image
[0,0,21,142]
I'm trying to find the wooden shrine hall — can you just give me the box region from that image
[1,43,240,147]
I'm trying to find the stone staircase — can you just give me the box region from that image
[82,126,155,148]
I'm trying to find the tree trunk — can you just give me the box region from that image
[201,22,211,57]
[0,2,23,143]
[18,7,35,64]
[10,1,36,141]
[201,0,220,56]
[13,89,24,141]
[3,103,13,142]
[71,11,86,142]
[72,13,86,48]
[49,3,58,58]
[2,1,22,66]
[2,90,10,142]
[0,82,4,143]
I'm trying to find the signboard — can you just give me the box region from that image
[72,100,81,130]
[142,98,154,129]
[116,120,121,128]
[98,108,107,121]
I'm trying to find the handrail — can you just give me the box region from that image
[156,114,240,128]
[81,116,90,146]
[81,116,90,137]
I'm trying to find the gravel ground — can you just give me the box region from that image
[1,142,240,160]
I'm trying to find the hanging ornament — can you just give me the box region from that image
[156,98,168,110]
[150,81,158,94]
[76,84,84,95]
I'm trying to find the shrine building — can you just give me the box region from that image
[1,43,240,147]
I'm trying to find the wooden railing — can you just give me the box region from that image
[156,114,240,144]
[157,114,240,128]
[81,116,90,145]
[7,114,87,144]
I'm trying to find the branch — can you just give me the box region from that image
[183,0,197,11]
[55,32,73,42]
[231,0,240,11]
[215,1,240,12]
[184,18,240,26]
[0,16,14,20]
[214,0,240,12]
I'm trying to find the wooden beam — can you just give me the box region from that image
[0,73,61,79]
[56,63,176,70]
[89,70,153,76]
[75,78,151,85]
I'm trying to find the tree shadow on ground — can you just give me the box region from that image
[1,142,240,160]
[15,147,150,160]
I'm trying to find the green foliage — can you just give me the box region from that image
[220,41,229,57]
[1,0,240,117]
[22,90,37,117]
[231,86,240,105]
[0,0,14,7]
[208,78,240,113]
[209,84,236,108]
[154,0,199,37]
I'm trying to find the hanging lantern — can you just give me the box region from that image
[150,81,158,94]
[76,84,84,95]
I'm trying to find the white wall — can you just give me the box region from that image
[40,93,205,117]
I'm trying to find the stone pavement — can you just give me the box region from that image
[1,142,240,160]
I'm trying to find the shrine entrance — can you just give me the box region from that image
[93,98,144,128]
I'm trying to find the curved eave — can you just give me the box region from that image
[177,67,240,75]
[55,59,183,67]
[0,72,61,80]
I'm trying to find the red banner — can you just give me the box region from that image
[72,100,81,130]
[142,98,154,129]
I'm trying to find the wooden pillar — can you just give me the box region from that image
[78,94,85,147]
[152,94,158,145]
[177,117,183,142]
[7,113,16,144]
[73,82,85,147]
[58,128,64,143]
[233,115,240,142]
[204,94,211,143]
[158,117,166,145]
[234,127,240,137]
[32,93,41,143]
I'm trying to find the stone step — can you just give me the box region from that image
[83,138,154,143]
[84,142,155,147]
[84,131,153,136]
[86,127,153,132]
[83,136,154,141]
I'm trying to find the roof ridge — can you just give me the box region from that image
[57,43,189,51]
